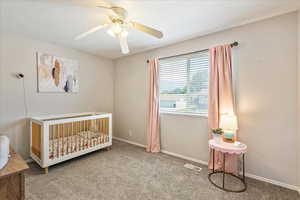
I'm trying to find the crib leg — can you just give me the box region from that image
[43,167,49,174]
[106,146,112,151]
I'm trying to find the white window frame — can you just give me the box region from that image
[159,50,209,117]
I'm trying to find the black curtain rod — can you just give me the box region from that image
[147,41,238,63]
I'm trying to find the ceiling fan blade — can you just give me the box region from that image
[75,23,109,40]
[129,21,163,39]
[118,35,129,54]
[97,2,128,19]
[111,7,128,19]
[96,2,114,9]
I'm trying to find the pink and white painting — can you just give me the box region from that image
[37,52,79,93]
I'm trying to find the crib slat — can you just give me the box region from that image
[70,123,72,153]
[77,121,79,152]
[66,123,68,155]
[53,125,55,158]
[68,123,70,154]
[104,118,107,142]
[105,118,107,142]
[87,120,89,148]
[61,124,63,157]
[50,125,53,160]
[101,120,103,143]
[56,124,59,159]
[59,124,62,157]
[83,120,88,150]
[98,119,101,133]
[88,120,91,148]
[77,122,78,152]
[82,121,84,150]
[49,125,51,159]
[75,122,77,151]
[61,124,63,156]
[80,121,82,151]
[86,120,88,149]
[107,118,109,142]
[103,119,105,143]
[74,122,77,152]
[101,119,104,133]
[62,123,64,156]
[78,121,80,151]
[96,119,98,146]
[94,119,97,146]
[101,119,104,143]
[102,118,104,133]
[71,122,73,153]
[76,122,78,151]
[89,120,92,148]
[89,120,92,147]
[69,123,71,154]
[73,122,75,153]
[84,120,86,150]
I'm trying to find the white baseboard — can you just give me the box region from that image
[113,136,299,192]
[113,136,146,148]
[160,149,208,166]
[26,158,33,163]
[244,173,299,191]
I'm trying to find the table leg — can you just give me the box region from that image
[223,153,226,189]
[242,154,245,182]
[20,173,25,200]
[212,149,215,172]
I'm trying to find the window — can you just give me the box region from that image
[159,50,209,115]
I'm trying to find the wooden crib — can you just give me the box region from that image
[30,112,112,173]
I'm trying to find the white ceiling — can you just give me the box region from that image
[2,0,300,59]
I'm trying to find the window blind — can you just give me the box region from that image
[159,50,209,115]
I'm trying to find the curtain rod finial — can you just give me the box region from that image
[231,41,238,47]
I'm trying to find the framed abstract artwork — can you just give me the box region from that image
[37,52,79,93]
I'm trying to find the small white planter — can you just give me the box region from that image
[213,134,222,144]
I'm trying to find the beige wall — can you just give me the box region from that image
[114,12,298,186]
[297,10,300,191]
[0,33,114,158]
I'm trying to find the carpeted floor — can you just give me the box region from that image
[25,140,300,200]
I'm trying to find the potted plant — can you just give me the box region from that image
[212,128,224,144]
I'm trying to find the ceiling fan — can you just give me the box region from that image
[75,2,164,54]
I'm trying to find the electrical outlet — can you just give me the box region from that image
[128,130,133,137]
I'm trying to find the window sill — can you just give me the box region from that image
[160,111,208,118]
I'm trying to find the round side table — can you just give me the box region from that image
[208,139,247,193]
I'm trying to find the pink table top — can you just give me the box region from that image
[209,139,247,154]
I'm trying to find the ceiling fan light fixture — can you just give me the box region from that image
[120,29,128,38]
[76,3,163,55]
[107,29,116,37]
[107,24,128,38]
[111,23,122,33]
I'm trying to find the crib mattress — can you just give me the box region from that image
[49,131,108,159]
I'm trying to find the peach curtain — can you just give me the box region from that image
[146,59,161,153]
[208,44,238,173]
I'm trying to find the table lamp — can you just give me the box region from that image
[220,114,238,143]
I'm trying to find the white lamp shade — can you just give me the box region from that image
[220,114,238,130]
